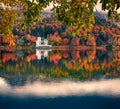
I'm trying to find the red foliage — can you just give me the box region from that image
[63,52,69,59]
[75,51,80,59]
[75,37,80,45]
[26,54,37,62]
[14,35,19,40]
[107,28,113,35]
[63,38,69,45]
[117,31,120,35]
[31,54,37,60]
[19,29,26,35]
[50,53,61,65]
[93,25,100,33]
[2,53,17,63]
[30,36,37,42]
[49,32,61,43]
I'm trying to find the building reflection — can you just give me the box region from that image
[36,49,51,60]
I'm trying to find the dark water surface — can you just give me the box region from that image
[0,49,120,109]
[0,96,120,109]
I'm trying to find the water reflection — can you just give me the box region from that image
[0,50,119,80]
[0,49,120,97]
[36,49,51,60]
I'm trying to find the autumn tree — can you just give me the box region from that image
[0,0,120,38]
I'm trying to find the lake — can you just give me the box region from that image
[0,49,120,109]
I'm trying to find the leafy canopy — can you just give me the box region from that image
[0,0,120,37]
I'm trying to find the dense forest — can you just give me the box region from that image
[0,11,119,47]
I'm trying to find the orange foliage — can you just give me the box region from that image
[19,29,26,35]
[63,51,69,59]
[107,28,113,35]
[2,36,15,45]
[49,32,61,43]
[93,25,100,33]
[50,53,62,65]
[74,51,80,59]
[86,36,96,46]
[64,62,73,70]
[89,64,93,71]
[30,36,37,42]
[27,54,37,62]
[86,50,96,62]
[63,38,69,45]
[2,53,17,63]
[26,34,31,40]
[19,60,24,67]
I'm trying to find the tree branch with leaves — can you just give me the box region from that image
[0,0,120,38]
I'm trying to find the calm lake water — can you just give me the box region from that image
[0,49,120,109]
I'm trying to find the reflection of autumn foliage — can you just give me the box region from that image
[71,51,80,59]
[113,51,120,64]
[63,51,69,59]
[49,53,62,65]
[63,58,116,80]
[63,50,105,72]
[26,54,37,62]
[2,53,17,63]
[1,53,37,64]
[1,50,120,80]
[3,46,16,52]
[50,67,69,77]
[63,57,114,74]
[64,60,82,71]
[0,62,2,68]
[86,50,96,62]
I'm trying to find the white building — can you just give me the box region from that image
[36,37,49,47]
[35,37,51,60]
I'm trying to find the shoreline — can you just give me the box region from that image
[0,45,107,51]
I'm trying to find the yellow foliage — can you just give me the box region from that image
[89,64,93,71]
[114,71,118,77]
[27,34,31,40]
[0,63,2,67]
[106,72,111,76]
[118,38,120,45]
[9,40,15,45]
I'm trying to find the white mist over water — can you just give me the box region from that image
[0,77,120,98]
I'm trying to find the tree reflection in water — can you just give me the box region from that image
[0,49,119,87]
